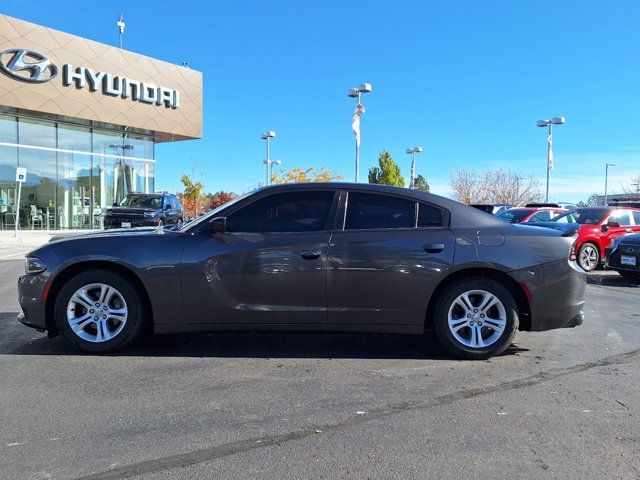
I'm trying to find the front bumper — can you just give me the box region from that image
[17,273,49,331]
[606,245,640,273]
[510,258,586,332]
[103,217,157,229]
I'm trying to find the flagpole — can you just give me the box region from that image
[355,92,361,183]
[348,83,372,183]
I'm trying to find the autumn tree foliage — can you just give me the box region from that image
[271,167,343,184]
[448,168,541,205]
[205,191,237,210]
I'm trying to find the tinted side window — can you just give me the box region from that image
[345,192,415,230]
[418,203,443,227]
[226,191,334,233]
[530,211,551,222]
[633,211,640,225]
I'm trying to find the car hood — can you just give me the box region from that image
[523,221,580,236]
[48,226,163,243]
[619,233,640,245]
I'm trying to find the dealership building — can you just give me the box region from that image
[0,14,202,230]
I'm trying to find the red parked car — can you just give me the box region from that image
[495,203,567,224]
[533,207,640,271]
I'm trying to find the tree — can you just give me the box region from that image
[413,174,430,192]
[180,172,204,219]
[448,168,541,205]
[271,167,343,184]
[576,193,598,207]
[205,191,237,210]
[621,173,640,194]
[368,150,405,187]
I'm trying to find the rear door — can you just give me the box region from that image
[326,191,455,327]
[632,210,640,233]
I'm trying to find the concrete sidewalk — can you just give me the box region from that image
[0,230,94,248]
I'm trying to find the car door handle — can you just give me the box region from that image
[423,243,445,253]
[300,250,322,260]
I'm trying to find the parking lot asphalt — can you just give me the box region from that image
[1,259,639,480]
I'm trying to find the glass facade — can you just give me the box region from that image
[0,113,154,230]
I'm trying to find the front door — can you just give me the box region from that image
[326,191,455,326]
[603,210,634,248]
[180,190,337,325]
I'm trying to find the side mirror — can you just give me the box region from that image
[211,217,227,234]
[112,203,118,207]
[602,221,620,232]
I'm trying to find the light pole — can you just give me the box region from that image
[515,176,525,205]
[405,147,423,189]
[537,116,565,202]
[348,83,372,182]
[117,14,126,49]
[604,163,616,206]
[261,131,277,185]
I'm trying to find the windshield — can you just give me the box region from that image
[552,209,606,225]
[119,195,163,209]
[180,191,253,232]
[495,209,532,224]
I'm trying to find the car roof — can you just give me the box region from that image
[254,182,506,229]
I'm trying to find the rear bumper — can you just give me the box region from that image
[510,258,586,332]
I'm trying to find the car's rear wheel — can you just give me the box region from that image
[433,278,519,360]
[578,243,599,271]
[54,270,146,352]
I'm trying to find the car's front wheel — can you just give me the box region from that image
[578,243,599,272]
[433,278,519,360]
[54,270,146,352]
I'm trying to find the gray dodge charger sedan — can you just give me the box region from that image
[18,183,586,359]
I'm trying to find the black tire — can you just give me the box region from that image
[54,269,146,353]
[432,277,519,360]
[578,243,600,272]
[619,271,640,283]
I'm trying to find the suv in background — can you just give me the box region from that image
[495,203,567,224]
[104,193,184,229]
[528,207,640,271]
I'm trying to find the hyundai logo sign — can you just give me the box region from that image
[0,49,58,83]
[0,48,180,109]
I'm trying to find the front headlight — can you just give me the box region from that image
[25,257,47,274]
[610,236,625,249]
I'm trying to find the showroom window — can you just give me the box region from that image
[0,113,155,230]
[226,191,335,233]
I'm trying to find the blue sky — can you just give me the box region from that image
[4,0,639,201]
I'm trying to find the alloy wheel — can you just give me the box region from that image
[447,289,507,349]
[66,283,128,343]
[579,244,598,271]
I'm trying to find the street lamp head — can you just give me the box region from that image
[347,88,359,98]
[551,117,565,125]
[273,160,282,166]
[406,148,414,154]
[357,83,372,93]
[413,146,423,153]
[537,119,550,127]
[261,131,276,139]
